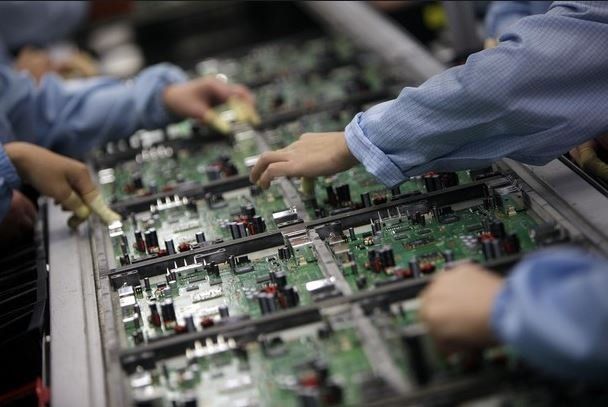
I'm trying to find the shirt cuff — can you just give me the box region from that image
[345,112,406,188]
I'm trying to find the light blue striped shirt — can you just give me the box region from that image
[345,1,608,381]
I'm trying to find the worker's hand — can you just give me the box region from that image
[14,47,53,83]
[0,190,37,245]
[419,263,504,352]
[4,142,120,226]
[250,132,359,189]
[54,50,99,79]
[569,134,608,182]
[163,76,255,129]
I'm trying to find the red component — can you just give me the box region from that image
[134,241,146,253]
[157,249,168,257]
[149,313,161,328]
[200,317,215,329]
[372,194,387,205]
[162,185,175,193]
[262,285,278,295]
[420,263,436,275]
[174,324,188,334]
[371,258,383,274]
[478,232,493,242]
[299,372,320,388]
[394,267,413,279]
[178,242,191,252]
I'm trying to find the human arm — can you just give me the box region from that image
[0,64,253,158]
[420,247,608,382]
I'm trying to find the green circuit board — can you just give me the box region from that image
[128,319,375,406]
[117,243,328,348]
[328,202,539,291]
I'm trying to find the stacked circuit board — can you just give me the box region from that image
[90,34,603,407]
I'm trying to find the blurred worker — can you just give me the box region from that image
[0,1,99,81]
[250,1,608,381]
[0,63,253,243]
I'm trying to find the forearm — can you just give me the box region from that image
[491,247,608,381]
[346,2,608,186]
[1,63,187,158]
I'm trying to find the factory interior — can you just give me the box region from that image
[0,1,607,406]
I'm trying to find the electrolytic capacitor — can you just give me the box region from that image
[241,204,256,219]
[274,271,288,288]
[283,285,299,307]
[144,228,159,252]
[391,185,401,197]
[431,173,442,191]
[490,220,506,239]
[236,222,247,238]
[165,239,176,255]
[228,222,241,239]
[442,250,455,263]
[161,299,176,325]
[360,192,372,208]
[184,315,196,333]
[278,247,291,260]
[482,239,495,261]
[401,326,432,386]
[423,174,435,192]
[219,305,230,319]
[409,257,421,277]
[502,233,521,254]
[134,230,146,252]
[195,231,206,244]
[258,292,277,315]
[149,303,161,327]
[335,184,351,205]
[326,186,338,207]
[206,166,222,181]
[143,277,151,291]
[228,255,237,270]
[356,276,367,289]
[251,215,266,234]
[491,239,503,259]
[379,246,396,268]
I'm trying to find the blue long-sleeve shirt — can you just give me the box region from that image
[343,1,608,380]
[493,247,608,381]
[345,1,608,187]
[0,63,187,219]
[0,1,88,64]
[485,1,552,38]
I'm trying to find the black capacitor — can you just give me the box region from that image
[491,239,503,259]
[431,173,442,191]
[335,184,351,205]
[219,305,230,319]
[348,227,356,241]
[356,276,367,289]
[206,166,222,181]
[440,172,459,188]
[165,239,176,255]
[314,207,327,219]
[184,315,196,333]
[367,248,378,264]
[274,271,288,289]
[132,330,144,345]
[161,299,176,324]
[228,222,241,239]
[391,185,401,197]
[133,174,144,189]
[228,255,237,270]
[268,270,277,284]
[236,222,248,238]
[258,292,277,315]
[149,303,161,327]
[414,212,425,226]
[409,257,421,277]
[442,250,455,263]
[490,220,506,239]
[278,247,291,260]
[251,215,266,234]
[503,233,521,254]
[326,186,338,207]
[401,327,432,386]
[205,262,220,277]
[195,231,206,243]
[283,285,299,307]
[241,204,256,219]
[482,239,495,261]
[144,228,159,250]
[379,246,396,268]
[143,277,151,291]
[134,229,145,250]
[423,174,435,192]
[360,192,372,208]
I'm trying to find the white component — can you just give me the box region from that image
[192,288,223,303]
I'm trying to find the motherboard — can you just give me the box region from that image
[89,34,604,407]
